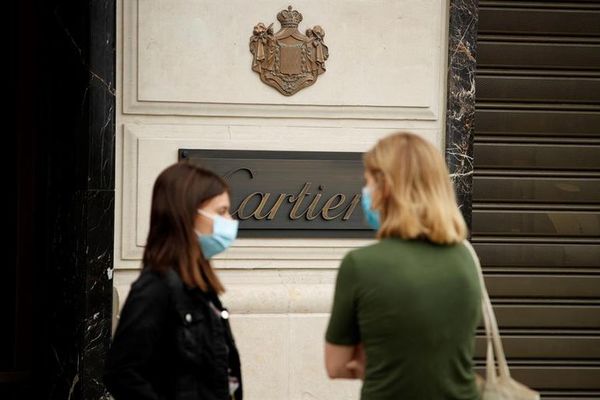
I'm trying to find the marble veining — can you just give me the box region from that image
[43,1,116,399]
[445,0,478,231]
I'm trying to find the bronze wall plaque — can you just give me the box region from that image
[250,6,329,96]
[179,149,371,238]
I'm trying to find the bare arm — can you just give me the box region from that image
[325,342,365,380]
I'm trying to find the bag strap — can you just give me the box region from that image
[463,240,498,382]
[481,279,497,383]
[463,240,511,380]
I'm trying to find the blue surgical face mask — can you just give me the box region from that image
[196,210,239,259]
[361,186,381,231]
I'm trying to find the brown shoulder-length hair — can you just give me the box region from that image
[142,162,228,294]
[363,132,467,244]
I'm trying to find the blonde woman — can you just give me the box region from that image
[325,132,481,399]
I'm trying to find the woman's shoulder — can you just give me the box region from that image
[129,268,171,300]
[347,238,468,262]
[341,240,392,269]
[346,238,405,260]
[115,269,174,329]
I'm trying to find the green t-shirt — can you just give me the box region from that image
[326,238,481,400]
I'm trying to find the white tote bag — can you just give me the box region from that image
[463,241,541,400]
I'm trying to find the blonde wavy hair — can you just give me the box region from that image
[363,132,467,244]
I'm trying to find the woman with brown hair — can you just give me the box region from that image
[325,132,481,399]
[104,162,242,400]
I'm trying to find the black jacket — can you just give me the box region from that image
[104,269,242,400]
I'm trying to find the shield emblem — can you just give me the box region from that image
[250,6,329,96]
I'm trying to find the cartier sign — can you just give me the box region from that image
[179,150,371,238]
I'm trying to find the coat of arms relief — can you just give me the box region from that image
[250,6,329,96]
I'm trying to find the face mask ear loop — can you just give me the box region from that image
[196,209,216,237]
[197,209,213,218]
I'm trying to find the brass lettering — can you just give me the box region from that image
[266,193,288,220]
[252,193,274,220]
[235,192,264,220]
[224,167,255,180]
[234,192,290,220]
[306,193,323,220]
[306,185,325,220]
[232,176,360,224]
[321,194,347,220]
[342,194,361,220]
[288,183,312,220]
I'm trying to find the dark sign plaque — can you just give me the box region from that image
[179,149,372,238]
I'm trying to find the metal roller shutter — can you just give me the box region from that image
[473,1,600,398]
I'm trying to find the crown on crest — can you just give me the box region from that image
[277,6,303,28]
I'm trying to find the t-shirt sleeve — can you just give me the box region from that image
[325,252,361,345]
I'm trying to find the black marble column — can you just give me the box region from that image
[445,0,479,231]
[39,1,115,399]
